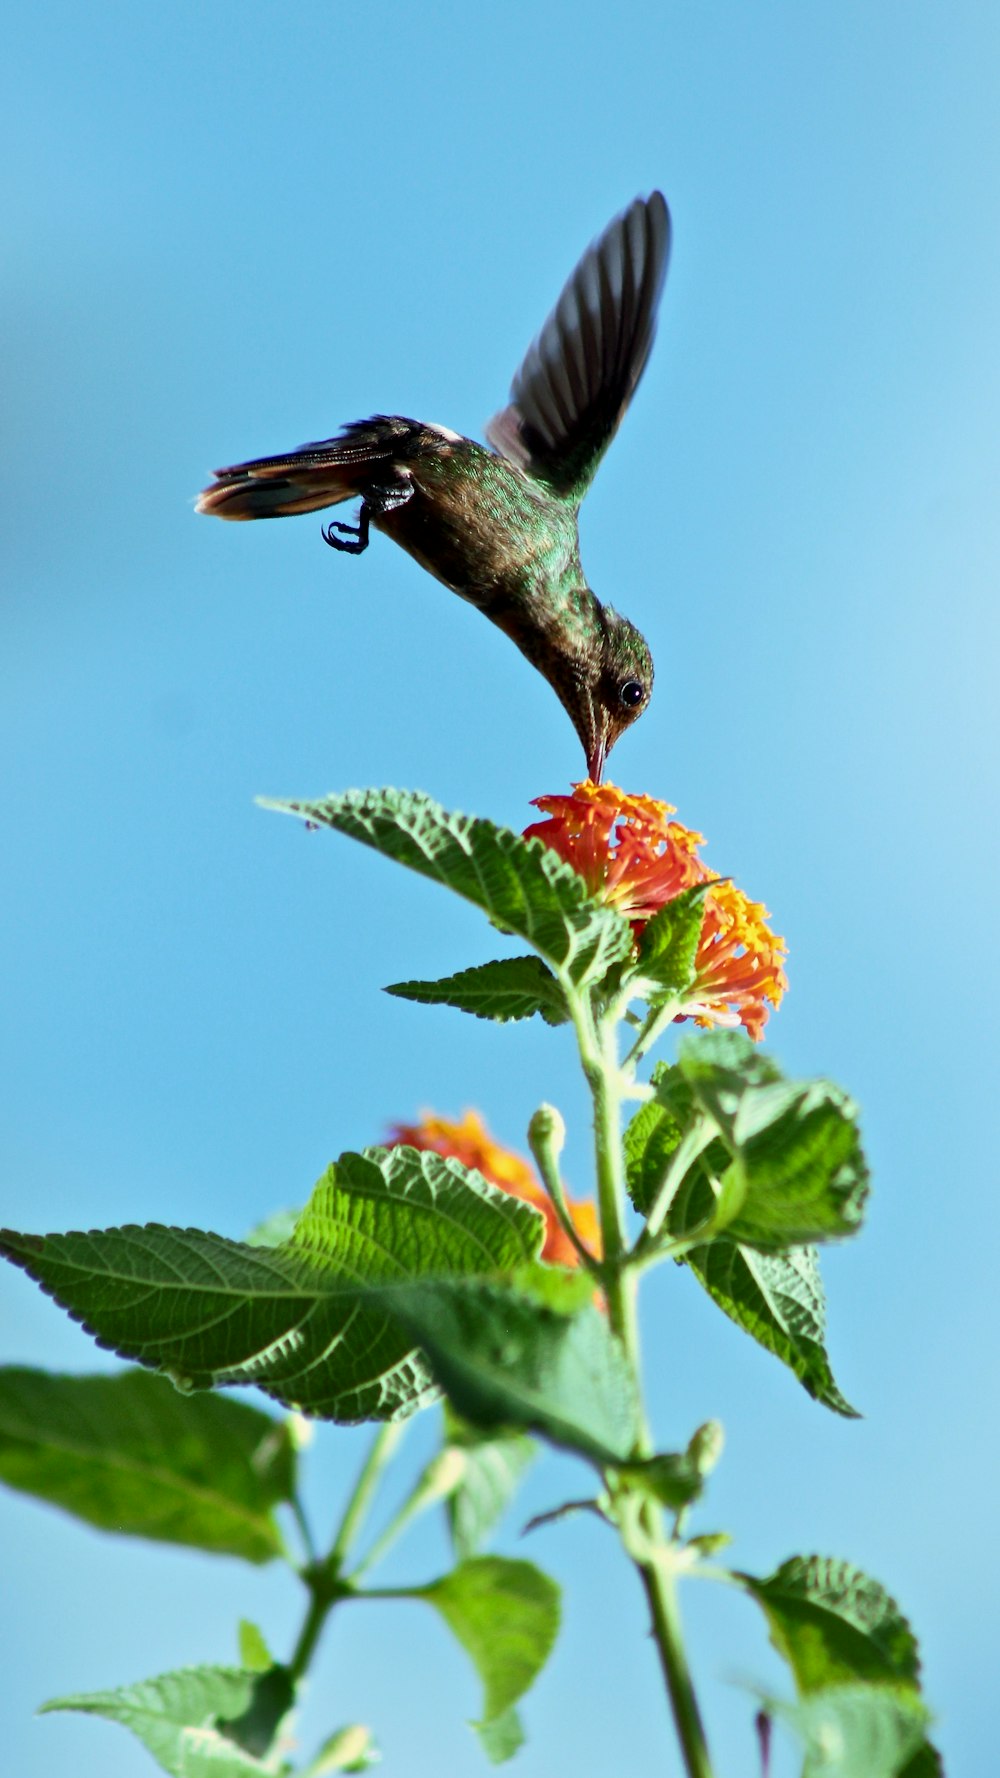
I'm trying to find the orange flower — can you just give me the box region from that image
[525,781,787,1040]
[388,1108,600,1268]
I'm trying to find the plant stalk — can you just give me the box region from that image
[638,1549,715,1778]
[327,1421,404,1574]
[573,987,714,1777]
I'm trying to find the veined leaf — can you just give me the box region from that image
[0,1366,294,1560]
[742,1557,922,1692]
[632,882,711,996]
[683,1240,857,1417]
[42,1662,295,1777]
[386,956,568,1026]
[380,1276,638,1465]
[742,1559,942,1776]
[0,1146,543,1425]
[676,1030,869,1248]
[261,788,632,987]
[764,1684,933,1778]
[442,1410,536,1560]
[416,1555,559,1750]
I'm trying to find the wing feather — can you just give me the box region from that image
[486,192,670,502]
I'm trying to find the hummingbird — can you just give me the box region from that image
[197,191,670,782]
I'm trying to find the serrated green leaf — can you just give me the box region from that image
[742,1557,922,1692]
[676,1031,869,1249]
[417,1555,559,1735]
[261,788,632,987]
[386,956,568,1026]
[442,1412,536,1560]
[766,1684,932,1778]
[246,1210,301,1249]
[0,1147,543,1426]
[683,1238,857,1416]
[42,1663,294,1777]
[633,883,711,995]
[0,1366,294,1560]
[743,1561,942,1776]
[380,1276,638,1465]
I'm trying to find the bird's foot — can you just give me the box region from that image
[321,482,413,554]
[322,507,370,554]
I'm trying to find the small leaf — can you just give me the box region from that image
[677,1031,869,1249]
[42,1663,293,1777]
[741,1557,922,1692]
[0,1366,295,1560]
[633,882,711,995]
[238,1623,273,1674]
[302,1724,380,1775]
[764,1684,932,1778]
[683,1240,857,1416]
[624,1064,719,1217]
[0,1146,543,1426]
[417,1555,559,1736]
[381,1276,639,1465]
[260,788,633,988]
[442,1411,536,1560]
[475,1705,525,1764]
[743,1561,942,1776]
[386,956,568,1026]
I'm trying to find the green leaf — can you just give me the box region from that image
[624,1062,728,1219]
[475,1705,525,1764]
[42,1663,294,1777]
[676,1031,869,1249]
[743,1560,942,1776]
[0,1146,543,1425]
[742,1557,922,1692]
[442,1411,536,1560]
[764,1685,932,1778]
[237,1623,273,1674]
[386,956,568,1026]
[417,1555,559,1742]
[633,882,711,995]
[683,1240,857,1416]
[381,1276,639,1465]
[0,1366,294,1561]
[261,788,632,987]
[301,1724,380,1775]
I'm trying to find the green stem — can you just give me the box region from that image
[327,1421,405,1575]
[571,986,714,1777]
[528,1103,603,1275]
[568,991,641,1396]
[348,1446,457,1583]
[637,1551,715,1778]
[288,1578,342,1683]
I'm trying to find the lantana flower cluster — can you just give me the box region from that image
[525,782,788,1040]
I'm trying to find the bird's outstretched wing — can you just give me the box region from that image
[485,191,670,504]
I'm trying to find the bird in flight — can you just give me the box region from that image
[197,191,670,782]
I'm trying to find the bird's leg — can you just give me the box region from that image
[321,481,413,555]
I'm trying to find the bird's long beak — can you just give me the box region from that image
[587,733,607,785]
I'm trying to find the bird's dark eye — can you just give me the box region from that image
[619,679,645,709]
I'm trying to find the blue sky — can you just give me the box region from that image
[3,5,998,1774]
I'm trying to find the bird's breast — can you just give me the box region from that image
[373,445,578,614]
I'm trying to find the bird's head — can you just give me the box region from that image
[560,606,654,784]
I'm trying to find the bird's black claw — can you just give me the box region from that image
[322,509,370,554]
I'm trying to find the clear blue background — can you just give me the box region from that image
[3,4,997,1773]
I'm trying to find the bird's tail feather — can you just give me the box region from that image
[196,416,421,521]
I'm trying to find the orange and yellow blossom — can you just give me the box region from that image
[388,1108,599,1268]
[524,781,788,1041]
